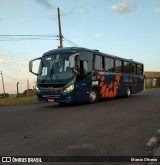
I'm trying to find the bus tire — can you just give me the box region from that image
[89,89,99,103]
[126,87,131,98]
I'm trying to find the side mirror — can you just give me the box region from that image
[29,61,33,73]
[69,53,79,69]
[29,57,41,75]
[69,53,79,74]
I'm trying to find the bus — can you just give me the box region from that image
[29,47,144,104]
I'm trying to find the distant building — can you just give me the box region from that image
[144,72,160,88]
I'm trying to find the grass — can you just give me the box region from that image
[145,87,160,91]
[0,96,38,106]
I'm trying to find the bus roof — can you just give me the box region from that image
[43,47,143,65]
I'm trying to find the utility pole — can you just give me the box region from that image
[0,71,5,96]
[27,78,29,97]
[17,82,19,98]
[58,7,63,48]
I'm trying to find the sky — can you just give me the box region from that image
[0,0,160,94]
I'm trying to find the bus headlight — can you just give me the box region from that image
[35,85,40,92]
[64,84,74,93]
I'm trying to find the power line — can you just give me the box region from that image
[2,82,18,85]
[0,34,78,47]
[3,74,22,81]
[0,38,58,41]
[0,72,35,84]
[0,59,30,65]
[0,15,57,19]
[63,40,74,47]
[0,34,57,36]
[63,37,78,47]
[0,35,59,41]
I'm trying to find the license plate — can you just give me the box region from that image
[48,98,54,102]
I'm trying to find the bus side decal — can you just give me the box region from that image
[97,74,121,98]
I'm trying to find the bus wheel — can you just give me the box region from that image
[126,87,131,97]
[89,89,98,103]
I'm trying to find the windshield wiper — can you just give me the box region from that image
[50,68,62,83]
[50,68,54,80]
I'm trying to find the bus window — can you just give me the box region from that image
[123,61,130,73]
[115,60,122,73]
[137,64,143,74]
[78,51,93,73]
[41,67,48,76]
[95,55,103,71]
[83,61,88,76]
[105,57,114,72]
[64,60,70,72]
[131,63,136,74]
[38,57,51,76]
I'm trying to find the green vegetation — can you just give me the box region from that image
[145,87,160,91]
[0,96,38,106]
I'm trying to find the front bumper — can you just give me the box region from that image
[36,91,76,103]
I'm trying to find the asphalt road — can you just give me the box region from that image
[0,90,160,164]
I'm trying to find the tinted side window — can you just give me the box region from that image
[105,57,114,72]
[123,61,130,73]
[137,64,143,74]
[131,63,136,74]
[95,55,103,70]
[78,51,93,73]
[115,60,122,73]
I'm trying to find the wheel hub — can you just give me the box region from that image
[90,91,96,101]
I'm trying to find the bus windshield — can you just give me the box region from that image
[37,53,75,82]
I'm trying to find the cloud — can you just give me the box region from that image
[0,58,4,63]
[154,8,160,13]
[93,33,104,37]
[34,0,55,9]
[79,6,89,14]
[0,53,5,63]
[111,1,136,14]
[78,38,85,43]
[62,6,89,16]
[61,8,75,17]
[14,69,28,74]
[17,61,28,67]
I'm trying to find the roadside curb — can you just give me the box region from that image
[146,129,160,156]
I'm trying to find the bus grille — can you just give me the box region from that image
[42,95,60,98]
[39,83,65,88]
